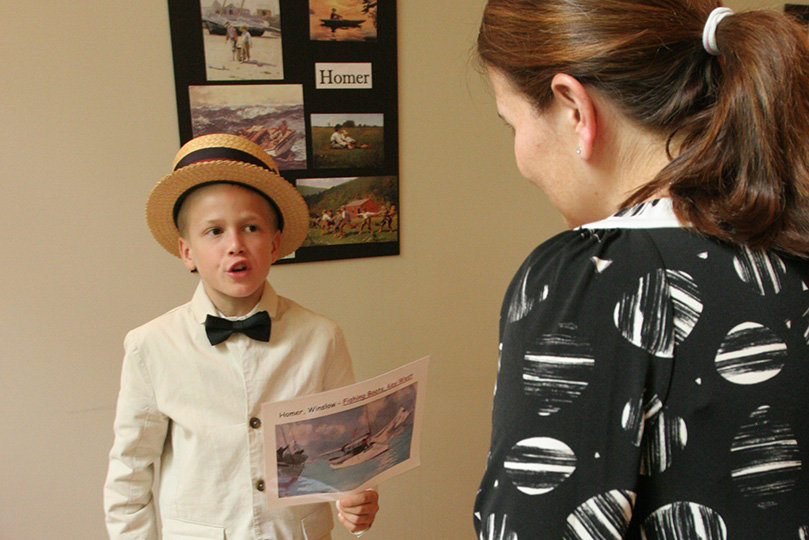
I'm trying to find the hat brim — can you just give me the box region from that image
[146,160,309,260]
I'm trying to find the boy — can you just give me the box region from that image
[104,134,379,539]
[237,25,251,62]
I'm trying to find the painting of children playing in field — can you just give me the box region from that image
[310,114,384,169]
[297,176,398,246]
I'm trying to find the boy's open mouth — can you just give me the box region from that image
[230,263,248,272]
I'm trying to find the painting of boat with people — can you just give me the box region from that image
[235,121,299,160]
[188,84,307,170]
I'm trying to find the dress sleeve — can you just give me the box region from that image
[103,335,169,540]
[476,229,675,539]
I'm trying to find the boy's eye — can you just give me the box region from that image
[206,227,222,236]
[245,224,258,232]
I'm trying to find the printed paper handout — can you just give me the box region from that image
[261,356,429,507]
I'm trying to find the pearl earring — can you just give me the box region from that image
[576,146,582,155]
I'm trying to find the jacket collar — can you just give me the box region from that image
[579,198,684,230]
[190,281,279,324]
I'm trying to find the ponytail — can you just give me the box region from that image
[627,10,809,256]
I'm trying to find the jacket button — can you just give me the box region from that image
[257,479,265,492]
[250,417,261,429]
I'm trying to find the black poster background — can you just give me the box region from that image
[167,0,399,263]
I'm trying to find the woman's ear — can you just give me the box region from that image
[550,73,597,159]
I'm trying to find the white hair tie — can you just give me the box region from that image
[703,7,733,55]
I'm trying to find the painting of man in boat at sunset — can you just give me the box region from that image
[309,0,378,41]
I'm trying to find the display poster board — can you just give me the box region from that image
[168,0,399,263]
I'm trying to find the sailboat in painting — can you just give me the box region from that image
[327,407,410,469]
[277,424,307,485]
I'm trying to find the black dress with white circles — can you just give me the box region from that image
[474,199,809,540]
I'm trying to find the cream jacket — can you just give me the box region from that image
[104,282,355,539]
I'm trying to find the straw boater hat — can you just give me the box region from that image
[146,133,309,260]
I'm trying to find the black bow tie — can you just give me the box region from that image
[205,311,271,345]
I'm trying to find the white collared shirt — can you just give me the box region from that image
[104,282,355,540]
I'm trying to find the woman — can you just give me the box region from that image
[474,0,809,538]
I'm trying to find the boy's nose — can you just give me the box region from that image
[227,232,245,254]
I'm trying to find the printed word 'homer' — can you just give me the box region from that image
[316,63,373,89]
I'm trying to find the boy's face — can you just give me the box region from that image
[177,183,281,317]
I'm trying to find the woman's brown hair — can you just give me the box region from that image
[478,0,809,256]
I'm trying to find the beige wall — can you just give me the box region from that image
[0,0,784,538]
[1,1,548,538]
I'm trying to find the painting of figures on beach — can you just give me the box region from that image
[275,385,416,498]
[310,113,384,169]
[201,0,284,80]
[298,176,398,246]
[189,84,306,170]
[309,0,378,42]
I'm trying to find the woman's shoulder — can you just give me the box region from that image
[508,200,690,316]
[518,198,809,331]
[523,201,681,276]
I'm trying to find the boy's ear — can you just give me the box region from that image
[269,229,282,264]
[550,73,597,160]
[178,236,197,272]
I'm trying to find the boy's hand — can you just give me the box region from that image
[336,489,379,534]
